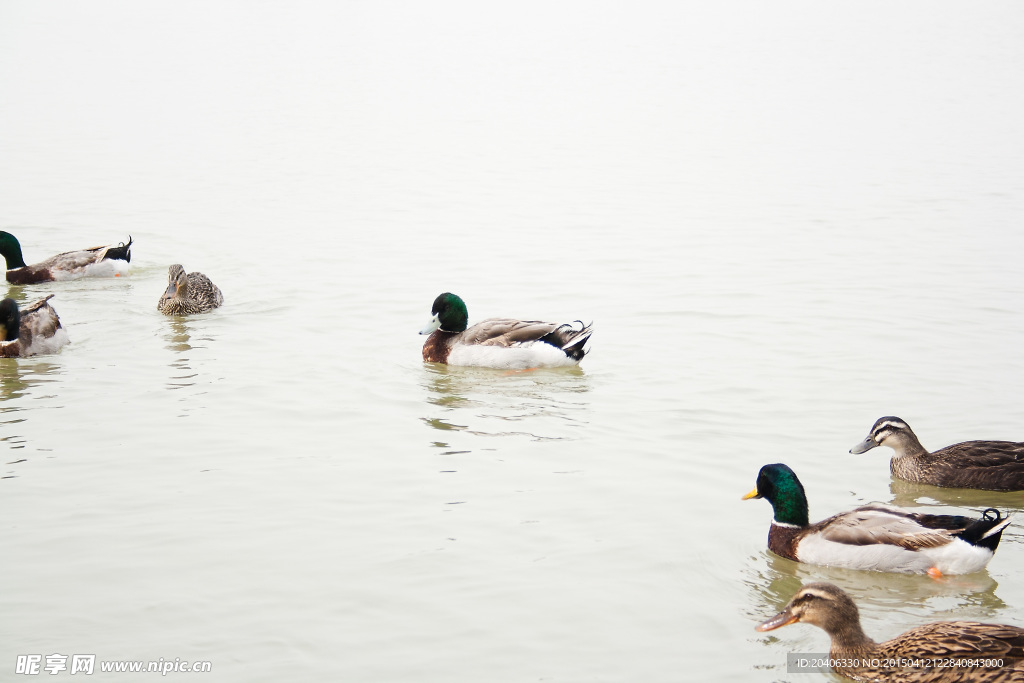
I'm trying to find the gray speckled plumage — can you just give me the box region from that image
[157,264,223,315]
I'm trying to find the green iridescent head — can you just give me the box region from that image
[0,232,28,270]
[0,298,20,342]
[419,292,469,335]
[742,463,810,527]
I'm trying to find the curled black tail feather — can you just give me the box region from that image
[104,236,132,263]
[957,508,1009,551]
[538,320,593,361]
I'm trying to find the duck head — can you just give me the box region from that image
[756,582,861,634]
[161,264,188,303]
[850,416,919,455]
[0,232,28,270]
[0,298,20,341]
[742,463,810,527]
[420,292,469,335]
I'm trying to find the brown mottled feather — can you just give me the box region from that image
[157,264,223,315]
[893,442,1024,491]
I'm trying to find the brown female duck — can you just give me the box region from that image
[758,582,1024,682]
[851,417,1024,491]
[157,264,223,316]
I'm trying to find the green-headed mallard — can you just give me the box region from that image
[1,231,132,284]
[743,463,1010,575]
[851,417,1024,492]
[0,296,70,358]
[420,292,592,369]
[757,582,1024,682]
[157,264,223,316]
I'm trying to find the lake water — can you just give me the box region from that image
[2,2,1023,681]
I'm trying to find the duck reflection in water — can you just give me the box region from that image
[744,550,1008,632]
[887,477,1024,512]
[420,363,591,450]
[164,318,197,397]
[0,359,64,455]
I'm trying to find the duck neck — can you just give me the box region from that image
[828,621,876,657]
[769,483,809,527]
[888,430,928,459]
[0,233,28,270]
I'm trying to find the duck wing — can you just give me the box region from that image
[19,295,62,342]
[34,246,108,271]
[460,318,561,347]
[936,441,1024,466]
[926,442,1024,490]
[816,504,956,550]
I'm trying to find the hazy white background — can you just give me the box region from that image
[2,2,1023,681]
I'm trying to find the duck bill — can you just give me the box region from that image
[163,282,178,300]
[741,487,760,501]
[419,314,441,336]
[849,437,878,455]
[755,607,800,632]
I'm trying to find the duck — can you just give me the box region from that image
[757,582,1024,682]
[1,231,132,284]
[851,417,1024,492]
[0,295,71,358]
[157,264,223,315]
[419,292,592,369]
[742,463,1010,575]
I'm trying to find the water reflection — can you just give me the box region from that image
[887,478,1024,512]
[161,318,217,417]
[0,358,64,461]
[420,363,591,448]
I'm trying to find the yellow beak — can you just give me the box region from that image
[741,486,759,500]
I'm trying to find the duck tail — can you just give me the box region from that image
[104,236,132,263]
[538,321,592,361]
[21,294,56,315]
[958,508,1011,551]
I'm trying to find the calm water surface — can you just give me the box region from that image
[2,3,1023,681]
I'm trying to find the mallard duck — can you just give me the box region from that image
[157,264,223,315]
[851,417,1024,492]
[757,582,1024,682]
[1,231,132,284]
[419,292,592,369]
[0,296,70,357]
[743,463,1010,575]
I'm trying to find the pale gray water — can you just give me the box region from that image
[2,2,1023,681]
